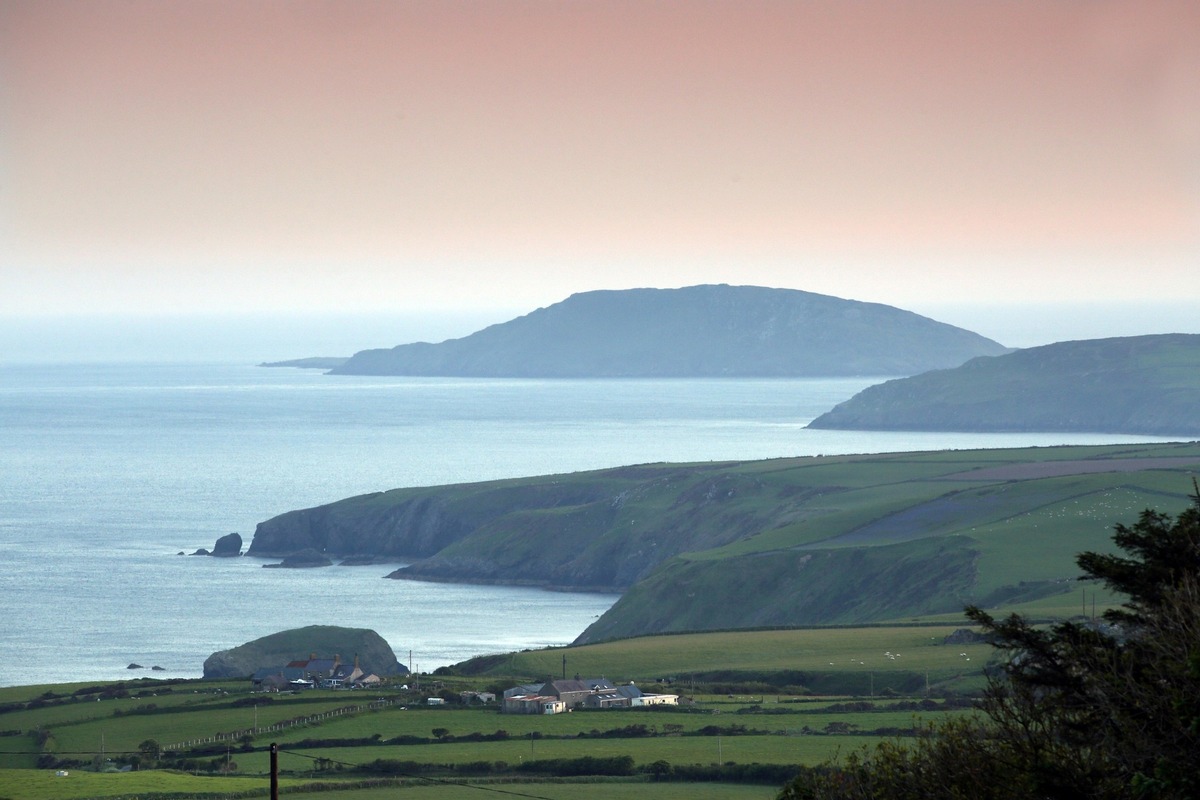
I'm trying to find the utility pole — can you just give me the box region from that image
[270,743,279,800]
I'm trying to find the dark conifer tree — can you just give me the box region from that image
[779,489,1200,800]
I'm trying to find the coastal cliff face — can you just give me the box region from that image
[390,470,806,590]
[242,443,1200,642]
[248,492,472,559]
[247,478,650,565]
[246,464,818,591]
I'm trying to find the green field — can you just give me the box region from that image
[465,625,993,688]
[281,783,781,800]
[238,442,1200,648]
[0,647,978,800]
[5,442,1190,799]
[572,443,1200,641]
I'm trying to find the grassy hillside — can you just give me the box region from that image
[576,443,1200,641]
[808,334,1200,435]
[247,441,1199,641]
[456,624,996,696]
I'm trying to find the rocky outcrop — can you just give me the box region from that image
[262,548,333,568]
[191,532,243,557]
[203,625,406,679]
[211,532,242,557]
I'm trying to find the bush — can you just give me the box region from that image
[515,755,636,777]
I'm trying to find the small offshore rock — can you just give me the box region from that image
[191,548,210,556]
[151,665,165,671]
[210,532,242,557]
[127,663,143,670]
[263,548,334,569]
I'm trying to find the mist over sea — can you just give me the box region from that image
[0,362,1177,688]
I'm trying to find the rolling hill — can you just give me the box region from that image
[202,625,406,679]
[807,334,1200,436]
[327,284,1009,377]
[245,442,1200,643]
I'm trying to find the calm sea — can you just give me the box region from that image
[0,363,1174,687]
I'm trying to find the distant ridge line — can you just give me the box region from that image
[326,284,1009,378]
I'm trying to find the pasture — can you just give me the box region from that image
[0,646,977,800]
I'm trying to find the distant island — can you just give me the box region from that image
[259,357,349,369]
[807,333,1200,436]
[310,285,1008,378]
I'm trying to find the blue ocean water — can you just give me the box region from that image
[0,363,1176,687]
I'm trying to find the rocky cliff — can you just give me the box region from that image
[242,443,1200,643]
[247,465,797,591]
[247,478,624,565]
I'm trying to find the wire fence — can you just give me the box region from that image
[162,699,394,751]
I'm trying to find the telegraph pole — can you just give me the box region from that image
[270,743,279,800]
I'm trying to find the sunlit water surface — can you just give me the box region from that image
[0,363,1174,686]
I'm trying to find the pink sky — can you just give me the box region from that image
[2,0,1197,319]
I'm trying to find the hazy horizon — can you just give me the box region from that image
[1,295,1196,365]
[3,1,1198,339]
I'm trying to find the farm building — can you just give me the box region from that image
[251,654,382,690]
[502,694,568,715]
[502,677,677,712]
